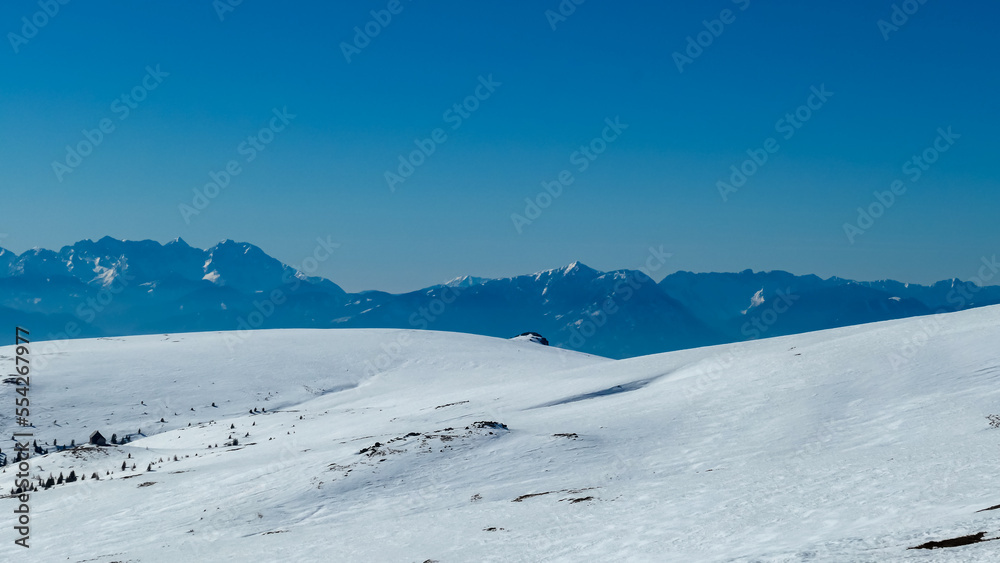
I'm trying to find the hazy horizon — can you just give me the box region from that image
[2,235,998,294]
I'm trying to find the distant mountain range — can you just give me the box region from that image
[2,237,998,358]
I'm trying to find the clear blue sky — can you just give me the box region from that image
[1,1,997,293]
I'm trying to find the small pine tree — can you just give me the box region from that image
[111,434,118,444]
[92,472,99,480]
[131,463,136,470]
[70,439,75,447]
[147,463,152,471]
[67,471,77,483]
[121,461,127,471]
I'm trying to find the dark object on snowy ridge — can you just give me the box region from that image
[473,421,508,430]
[516,332,549,346]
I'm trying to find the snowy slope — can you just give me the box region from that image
[3,307,1000,561]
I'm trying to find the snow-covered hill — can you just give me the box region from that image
[3,306,1000,561]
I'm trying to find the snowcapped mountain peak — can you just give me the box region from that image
[528,261,601,282]
[563,261,596,275]
[445,275,487,288]
[212,238,248,251]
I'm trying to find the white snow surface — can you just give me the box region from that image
[2,306,1000,561]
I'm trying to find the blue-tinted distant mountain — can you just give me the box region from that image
[660,270,1000,341]
[338,262,720,359]
[658,269,836,329]
[857,278,1000,310]
[2,239,998,358]
[737,285,931,340]
[0,238,348,342]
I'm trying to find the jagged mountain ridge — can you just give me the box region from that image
[1,238,998,357]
